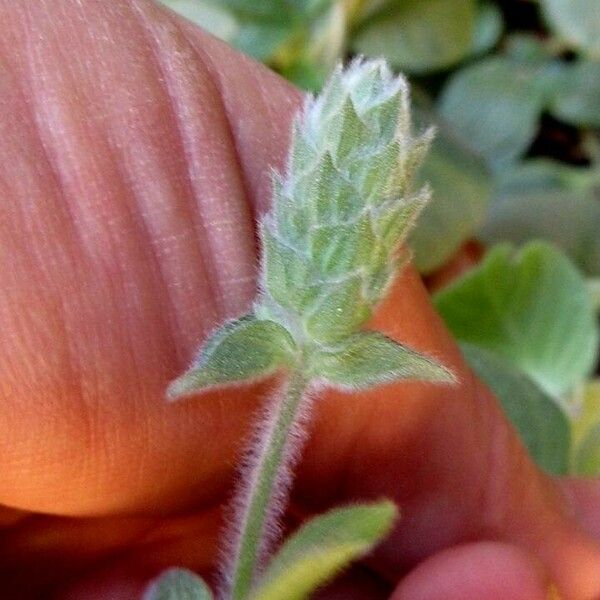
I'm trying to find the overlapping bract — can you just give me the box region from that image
[259,59,433,344]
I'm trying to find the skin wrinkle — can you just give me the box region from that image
[130,0,228,326]
[19,2,171,508]
[131,0,264,330]
[0,49,101,504]
[179,18,302,218]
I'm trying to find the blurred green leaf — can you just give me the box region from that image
[411,112,492,273]
[590,279,600,313]
[470,2,503,56]
[438,56,548,167]
[481,160,600,277]
[352,0,476,73]
[144,568,213,600]
[549,60,600,127]
[571,380,600,475]
[461,343,571,474]
[541,0,600,57]
[217,0,308,21]
[434,242,599,397]
[233,20,293,61]
[159,0,238,40]
[251,501,397,600]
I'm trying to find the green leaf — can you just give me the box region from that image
[410,107,492,273]
[352,0,476,74]
[250,501,397,600]
[434,242,599,398]
[541,0,600,57]
[143,568,213,600]
[158,1,238,41]
[549,60,600,127]
[570,380,600,475]
[461,344,571,475]
[470,2,503,56]
[438,57,548,167]
[167,315,296,398]
[218,0,304,21]
[310,331,455,389]
[574,422,600,476]
[481,160,600,277]
[233,20,293,61]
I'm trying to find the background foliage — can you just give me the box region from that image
[161,0,600,476]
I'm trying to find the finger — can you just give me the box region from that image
[560,478,600,540]
[0,508,220,597]
[390,542,552,600]
[0,0,299,514]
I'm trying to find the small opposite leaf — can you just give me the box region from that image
[250,501,397,600]
[310,331,455,390]
[143,568,213,600]
[167,315,296,399]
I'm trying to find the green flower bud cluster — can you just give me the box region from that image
[258,58,433,344]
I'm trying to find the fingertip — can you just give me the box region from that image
[390,542,551,600]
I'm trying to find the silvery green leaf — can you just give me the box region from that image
[352,0,477,73]
[434,242,599,398]
[481,160,600,277]
[233,20,293,61]
[250,501,397,600]
[410,114,491,273]
[438,57,547,168]
[143,568,213,600]
[167,315,296,399]
[158,1,238,41]
[549,61,600,127]
[541,0,600,57]
[310,331,455,389]
[470,2,503,56]
[461,344,570,475]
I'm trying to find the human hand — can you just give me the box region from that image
[0,1,599,598]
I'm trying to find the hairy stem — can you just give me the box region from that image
[226,369,310,600]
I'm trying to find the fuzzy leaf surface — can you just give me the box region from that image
[310,331,455,389]
[461,344,570,474]
[250,501,397,600]
[434,242,599,398]
[143,568,213,600]
[168,315,295,398]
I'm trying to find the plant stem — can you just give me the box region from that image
[227,369,310,600]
